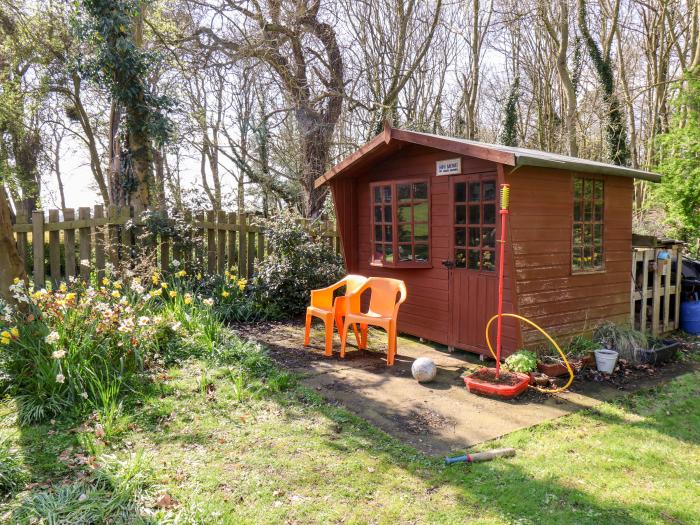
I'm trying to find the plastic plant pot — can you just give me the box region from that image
[464,367,530,399]
[594,349,619,374]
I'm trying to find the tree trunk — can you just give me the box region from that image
[0,187,25,305]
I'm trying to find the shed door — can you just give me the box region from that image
[447,174,499,353]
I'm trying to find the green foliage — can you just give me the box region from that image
[74,0,173,148]
[0,434,26,495]
[504,350,537,373]
[252,212,345,317]
[499,77,520,147]
[593,321,648,361]
[655,69,700,251]
[566,334,599,357]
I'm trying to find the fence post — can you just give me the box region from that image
[247,217,255,278]
[63,208,77,280]
[48,209,61,284]
[107,204,119,267]
[206,210,216,274]
[32,210,45,288]
[640,249,650,334]
[227,212,236,272]
[674,245,683,330]
[15,211,28,272]
[217,210,227,274]
[195,212,204,268]
[120,206,133,265]
[651,252,661,336]
[238,212,247,278]
[256,222,264,262]
[79,207,92,281]
[94,205,106,282]
[160,209,170,272]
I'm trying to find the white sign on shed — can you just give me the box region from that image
[436,158,461,176]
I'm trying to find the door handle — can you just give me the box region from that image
[442,259,455,269]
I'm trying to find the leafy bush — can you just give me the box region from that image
[566,334,599,357]
[0,434,26,495]
[504,350,538,373]
[252,212,345,317]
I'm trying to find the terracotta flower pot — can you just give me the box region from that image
[464,367,530,399]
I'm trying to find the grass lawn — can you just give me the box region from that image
[1,338,699,525]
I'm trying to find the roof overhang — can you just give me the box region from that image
[315,125,660,188]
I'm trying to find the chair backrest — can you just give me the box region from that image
[366,277,407,317]
[344,274,367,296]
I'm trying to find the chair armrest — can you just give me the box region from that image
[345,281,371,314]
[310,279,347,310]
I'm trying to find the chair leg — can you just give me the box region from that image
[340,319,350,359]
[324,316,334,357]
[351,323,361,348]
[304,312,312,347]
[387,324,397,366]
[360,324,368,350]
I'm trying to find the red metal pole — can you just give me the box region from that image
[495,184,510,379]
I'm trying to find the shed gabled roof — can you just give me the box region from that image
[314,126,660,188]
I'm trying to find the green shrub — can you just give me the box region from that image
[504,350,538,373]
[0,435,26,495]
[593,322,648,361]
[252,211,345,317]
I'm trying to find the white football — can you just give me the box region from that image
[412,357,437,383]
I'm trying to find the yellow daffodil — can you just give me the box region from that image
[65,292,76,302]
[237,279,247,291]
[113,280,123,289]
[10,327,19,338]
[176,270,186,277]
[59,282,67,293]
[184,293,193,305]
[13,277,20,284]
[151,273,160,285]
[221,290,230,298]
[224,270,230,278]
[102,277,111,286]
[169,290,177,298]
[161,282,168,289]
[149,289,162,298]
[0,331,11,345]
[196,273,203,280]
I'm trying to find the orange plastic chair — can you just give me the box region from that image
[304,275,367,356]
[340,277,407,366]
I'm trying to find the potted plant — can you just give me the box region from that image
[504,350,548,386]
[464,351,532,399]
[536,335,596,377]
[593,322,648,362]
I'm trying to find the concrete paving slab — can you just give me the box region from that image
[236,322,695,456]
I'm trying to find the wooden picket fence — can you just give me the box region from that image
[12,205,340,287]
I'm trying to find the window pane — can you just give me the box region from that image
[385,244,394,263]
[482,227,495,247]
[469,182,481,202]
[414,223,428,241]
[397,205,411,222]
[468,227,480,247]
[594,223,603,243]
[469,205,480,224]
[374,244,383,259]
[384,225,393,242]
[584,201,593,221]
[584,179,593,198]
[455,228,466,246]
[584,224,593,244]
[573,201,582,221]
[468,249,480,269]
[374,225,382,241]
[455,249,466,268]
[594,180,603,200]
[594,202,603,221]
[573,224,583,247]
[583,245,593,264]
[413,202,428,222]
[383,186,392,203]
[374,206,382,223]
[482,250,495,271]
[456,205,466,224]
[574,178,583,199]
[398,184,411,201]
[413,182,428,200]
[373,186,381,203]
[455,182,466,202]
[398,244,413,261]
[398,224,412,242]
[415,244,429,262]
[483,181,496,201]
[384,205,392,222]
[593,249,602,267]
[483,204,496,224]
[573,246,583,270]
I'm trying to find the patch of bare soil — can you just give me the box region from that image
[392,407,455,435]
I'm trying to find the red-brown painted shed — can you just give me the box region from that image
[316,125,660,357]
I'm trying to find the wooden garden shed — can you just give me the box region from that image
[316,125,661,357]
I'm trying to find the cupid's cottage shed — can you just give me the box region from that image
[316,125,660,356]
